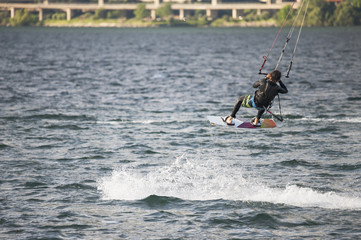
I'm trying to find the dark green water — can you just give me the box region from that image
[1,27,361,239]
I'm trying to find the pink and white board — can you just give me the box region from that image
[207,116,277,129]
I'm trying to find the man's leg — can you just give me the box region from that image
[230,96,245,118]
[226,96,245,124]
[253,109,265,126]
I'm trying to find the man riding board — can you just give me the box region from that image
[225,70,288,126]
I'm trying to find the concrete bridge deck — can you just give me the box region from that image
[0,0,300,21]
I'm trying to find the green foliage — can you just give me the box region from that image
[333,0,360,26]
[305,0,334,26]
[3,0,361,27]
[305,5,323,26]
[210,15,241,27]
[108,0,128,2]
[222,14,231,21]
[210,18,225,26]
[195,10,206,18]
[107,10,124,19]
[0,11,10,25]
[134,3,149,20]
[156,3,172,18]
[10,9,38,26]
[350,0,361,8]
[197,16,208,26]
[52,12,66,20]
[168,17,192,26]
[243,9,268,22]
[259,11,271,21]
[81,11,94,19]
[275,5,293,25]
[94,8,107,19]
[244,9,256,15]
[181,14,210,26]
[274,0,360,27]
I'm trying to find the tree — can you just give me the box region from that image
[275,5,295,26]
[333,0,359,26]
[94,8,107,19]
[349,0,361,8]
[134,3,150,20]
[156,3,172,19]
[306,5,323,26]
[306,0,335,26]
[10,9,38,26]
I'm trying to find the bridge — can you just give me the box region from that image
[0,0,300,21]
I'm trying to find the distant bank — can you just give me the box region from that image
[1,7,278,28]
[1,0,360,28]
[40,18,278,28]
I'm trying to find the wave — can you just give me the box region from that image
[22,113,96,121]
[56,183,95,190]
[347,96,361,101]
[98,155,361,210]
[278,159,321,168]
[97,115,361,126]
[98,118,195,126]
[99,119,159,125]
[297,117,361,124]
[43,124,88,130]
[140,195,183,207]
[0,143,11,149]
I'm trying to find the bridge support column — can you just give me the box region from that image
[179,9,184,20]
[211,0,221,5]
[65,8,71,21]
[206,9,217,19]
[232,9,238,19]
[257,9,261,15]
[39,8,43,21]
[44,0,48,5]
[154,0,160,6]
[151,9,156,19]
[10,7,15,18]
[206,9,211,18]
[98,0,104,6]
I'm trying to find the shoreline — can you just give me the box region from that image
[46,19,277,28]
[42,23,278,28]
[1,18,278,28]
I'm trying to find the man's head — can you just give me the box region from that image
[268,70,281,82]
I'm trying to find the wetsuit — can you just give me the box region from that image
[230,78,288,120]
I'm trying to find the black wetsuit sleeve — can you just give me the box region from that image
[253,79,263,88]
[278,80,288,94]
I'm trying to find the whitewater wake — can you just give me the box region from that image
[98,154,361,210]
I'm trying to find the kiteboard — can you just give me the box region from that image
[207,116,276,129]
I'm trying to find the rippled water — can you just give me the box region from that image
[1,27,361,239]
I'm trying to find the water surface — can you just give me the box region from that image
[1,27,361,239]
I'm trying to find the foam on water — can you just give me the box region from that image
[97,118,192,126]
[98,155,361,210]
[299,117,361,123]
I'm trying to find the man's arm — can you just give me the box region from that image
[278,80,288,94]
[253,78,265,88]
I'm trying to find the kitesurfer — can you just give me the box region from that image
[225,70,288,126]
